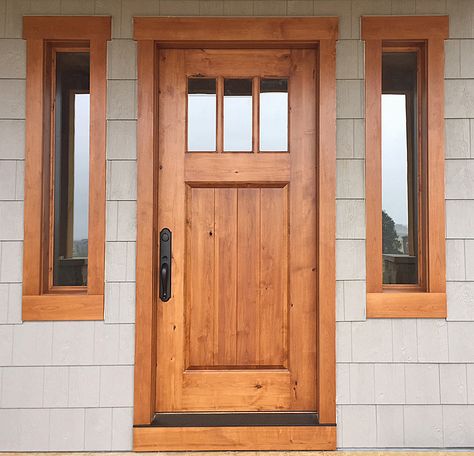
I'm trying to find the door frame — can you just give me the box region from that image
[132,17,338,451]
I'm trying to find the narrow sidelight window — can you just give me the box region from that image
[362,16,448,319]
[22,16,110,321]
[381,52,420,285]
[53,52,90,286]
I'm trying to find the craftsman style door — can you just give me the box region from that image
[156,48,317,413]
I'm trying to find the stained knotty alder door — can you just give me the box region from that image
[157,49,317,412]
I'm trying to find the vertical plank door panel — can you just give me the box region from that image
[187,187,216,367]
[236,188,261,366]
[215,187,238,366]
[259,186,288,367]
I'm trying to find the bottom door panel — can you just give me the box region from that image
[181,369,291,411]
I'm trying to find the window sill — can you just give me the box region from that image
[22,293,103,321]
[366,292,446,319]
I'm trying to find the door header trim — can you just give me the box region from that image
[133,16,338,43]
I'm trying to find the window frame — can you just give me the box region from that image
[362,16,448,319]
[22,17,111,321]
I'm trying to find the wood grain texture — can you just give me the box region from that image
[181,370,291,411]
[155,49,186,413]
[186,187,288,369]
[134,40,157,425]
[23,39,44,297]
[184,153,290,183]
[215,188,238,365]
[22,17,110,322]
[23,16,111,40]
[317,39,337,424]
[361,16,448,40]
[23,294,103,320]
[288,48,317,411]
[362,17,447,319]
[185,49,291,77]
[364,40,383,295]
[87,39,107,296]
[134,425,336,451]
[367,292,446,318]
[187,187,216,367]
[259,187,288,367]
[426,38,447,295]
[134,17,338,42]
[236,188,260,366]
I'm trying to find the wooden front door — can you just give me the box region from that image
[156,48,317,413]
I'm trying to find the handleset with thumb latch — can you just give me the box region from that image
[159,228,172,302]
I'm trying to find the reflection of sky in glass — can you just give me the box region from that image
[187,80,289,152]
[382,94,408,226]
[73,93,90,242]
[224,95,252,151]
[260,92,288,151]
[188,93,216,151]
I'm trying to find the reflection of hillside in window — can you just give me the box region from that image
[53,52,90,286]
[381,52,419,285]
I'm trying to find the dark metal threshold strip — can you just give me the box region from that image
[146,412,322,427]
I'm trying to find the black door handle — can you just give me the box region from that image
[160,263,169,299]
[159,228,172,302]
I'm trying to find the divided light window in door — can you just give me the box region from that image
[187,77,288,153]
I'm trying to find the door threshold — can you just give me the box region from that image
[148,411,320,427]
[133,423,336,451]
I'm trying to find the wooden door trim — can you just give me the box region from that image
[134,17,338,42]
[133,17,337,450]
[134,425,336,451]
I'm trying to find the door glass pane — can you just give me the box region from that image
[53,52,90,286]
[260,79,288,151]
[224,78,252,152]
[188,78,216,152]
[381,52,418,285]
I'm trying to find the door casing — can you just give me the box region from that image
[132,16,338,451]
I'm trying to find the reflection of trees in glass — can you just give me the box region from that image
[382,210,402,254]
[73,239,88,258]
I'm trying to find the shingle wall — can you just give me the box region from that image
[0,0,473,451]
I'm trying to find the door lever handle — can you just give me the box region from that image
[160,262,169,300]
[159,228,172,302]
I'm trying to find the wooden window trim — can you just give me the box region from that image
[22,17,111,321]
[133,17,337,451]
[362,16,448,319]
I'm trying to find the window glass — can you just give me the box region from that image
[188,78,216,151]
[224,78,252,152]
[53,52,90,286]
[260,78,288,151]
[381,52,418,285]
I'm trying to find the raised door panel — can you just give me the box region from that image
[186,186,288,369]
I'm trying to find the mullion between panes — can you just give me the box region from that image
[217,76,224,153]
[252,76,260,153]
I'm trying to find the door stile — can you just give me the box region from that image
[288,48,317,410]
[156,49,186,412]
